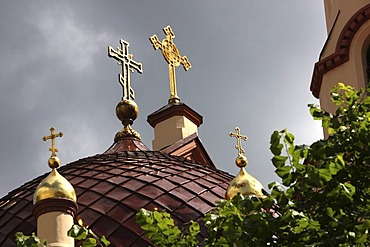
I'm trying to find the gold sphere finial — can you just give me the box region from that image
[114,99,141,141]
[116,99,139,124]
[48,156,61,169]
[235,154,248,168]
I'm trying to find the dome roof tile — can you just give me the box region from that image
[0,149,233,246]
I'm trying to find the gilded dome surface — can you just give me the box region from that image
[0,139,232,246]
[225,167,266,200]
[33,168,77,204]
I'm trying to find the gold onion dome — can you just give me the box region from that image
[33,127,76,204]
[225,162,266,200]
[33,168,77,204]
[225,127,266,200]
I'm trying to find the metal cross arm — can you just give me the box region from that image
[108,39,143,101]
[163,25,175,39]
[149,35,162,50]
[180,56,191,71]
[108,40,143,72]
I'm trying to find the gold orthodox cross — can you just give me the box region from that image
[229,127,248,156]
[150,25,191,104]
[42,127,63,157]
[108,39,143,100]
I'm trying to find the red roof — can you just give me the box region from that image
[0,138,233,246]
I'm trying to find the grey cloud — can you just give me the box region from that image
[0,1,325,197]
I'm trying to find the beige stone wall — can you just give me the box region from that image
[322,0,369,58]
[323,0,369,40]
[320,1,370,113]
[37,211,74,247]
[152,115,198,150]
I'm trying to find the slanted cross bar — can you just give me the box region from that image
[229,127,248,156]
[150,25,191,104]
[108,39,143,100]
[42,127,63,157]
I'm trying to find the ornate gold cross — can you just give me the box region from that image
[150,25,191,104]
[108,39,143,100]
[42,127,63,157]
[229,127,248,156]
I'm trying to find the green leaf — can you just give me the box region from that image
[272,155,288,168]
[270,131,283,155]
[318,168,332,183]
[284,131,295,145]
[15,232,47,247]
[262,196,275,209]
[309,105,324,119]
[322,117,330,128]
[275,165,291,179]
[307,173,321,187]
[341,182,356,198]
[328,161,341,175]
[67,224,81,238]
[270,143,284,156]
[68,224,88,240]
[293,218,309,233]
[282,173,294,186]
[82,238,97,247]
[153,211,163,222]
[268,181,284,191]
[189,221,200,235]
[100,236,110,246]
[326,207,335,217]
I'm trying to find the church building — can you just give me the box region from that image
[0,26,264,246]
[2,1,370,245]
[311,1,370,113]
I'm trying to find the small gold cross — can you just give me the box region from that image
[42,127,63,157]
[150,25,191,104]
[229,127,248,156]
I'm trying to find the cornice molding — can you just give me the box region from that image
[33,198,77,219]
[147,103,203,128]
[311,4,370,98]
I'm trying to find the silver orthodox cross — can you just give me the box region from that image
[108,39,143,100]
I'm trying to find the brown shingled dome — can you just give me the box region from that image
[0,137,233,246]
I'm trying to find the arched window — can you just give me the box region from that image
[366,45,370,84]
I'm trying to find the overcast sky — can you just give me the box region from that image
[0,1,327,198]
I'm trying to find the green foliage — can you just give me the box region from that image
[15,232,47,247]
[68,220,110,247]
[136,83,370,246]
[136,208,200,246]
[15,220,110,247]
